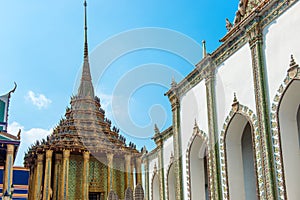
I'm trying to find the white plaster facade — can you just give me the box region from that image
[143,0,300,200]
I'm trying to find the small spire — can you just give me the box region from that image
[171,76,177,88]
[290,54,297,67]
[232,92,239,108]
[84,0,88,60]
[154,124,160,135]
[202,40,207,58]
[194,118,198,128]
[233,92,238,103]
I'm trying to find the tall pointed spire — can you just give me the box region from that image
[78,0,95,98]
[84,0,88,59]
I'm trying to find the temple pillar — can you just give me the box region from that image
[130,161,135,188]
[28,166,34,200]
[157,139,165,200]
[82,151,90,200]
[30,163,38,200]
[53,153,62,200]
[107,153,114,191]
[124,154,131,189]
[33,153,44,200]
[205,70,221,200]
[43,150,53,200]
[167,91,184,200]
[136,157,142,185]
[60,149,70,200]
[3,144,14,195]
[247,22,275,199]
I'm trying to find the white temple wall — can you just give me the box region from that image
[264,1,300,104]
[180,79,208,200]
[180,80,208,150]
[215,44,256,133]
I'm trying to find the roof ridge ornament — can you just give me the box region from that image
[171,76,177,88]
[225,18,233,32]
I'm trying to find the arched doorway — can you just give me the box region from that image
[167,163,175,200]
[152,173,159,200]
[189,135,208,200]
[278,80,300,199]
[225,114,257,200]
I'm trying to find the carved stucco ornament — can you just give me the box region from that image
[287,54,299,78]
[232,92,240,112]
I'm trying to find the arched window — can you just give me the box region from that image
[167,164,175,200]
[278,80,300,199]
[225,114,257,200]
[189,135,208,200]
[152,173,159,200]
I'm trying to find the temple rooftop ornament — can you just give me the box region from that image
[171,76,177,88]
[202,40,207,58]
[226,18,233,32]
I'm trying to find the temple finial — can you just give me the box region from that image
[232,92,239,108]
[171,76,177,88]
[84,0,88,59]
[290,54,296,67]
[233,92,237,103]
[202,40,207,58]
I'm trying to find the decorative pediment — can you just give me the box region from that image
[234,0,261,25]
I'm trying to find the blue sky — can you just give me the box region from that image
[0,1,238,166]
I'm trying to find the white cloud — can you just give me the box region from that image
[25,90,52,109]
[8,122,52,166]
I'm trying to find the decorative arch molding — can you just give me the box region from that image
[185,122,212,200]
[151,163,159,200]
[219,102,264,199]
[270,55,300,200]
[166,154,174,200]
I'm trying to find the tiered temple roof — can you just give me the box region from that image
[24,0,140,167]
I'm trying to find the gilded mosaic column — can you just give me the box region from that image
[107,153,114,191]
[205,70,221,200]
[136,157,142,184]
[247,22,275,199]
[43,150,53,200]
[30,163,38,200]
[28,166,35,200]
[60,149,70,200]
[3,144,14,195]
[167,91,184,200]
[33,153,44,200]
[130,161,135,188]
[124,154,131,189]
[82,151,90,200]
[53,153,62,200]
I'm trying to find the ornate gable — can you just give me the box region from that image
[234,0,261,25]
